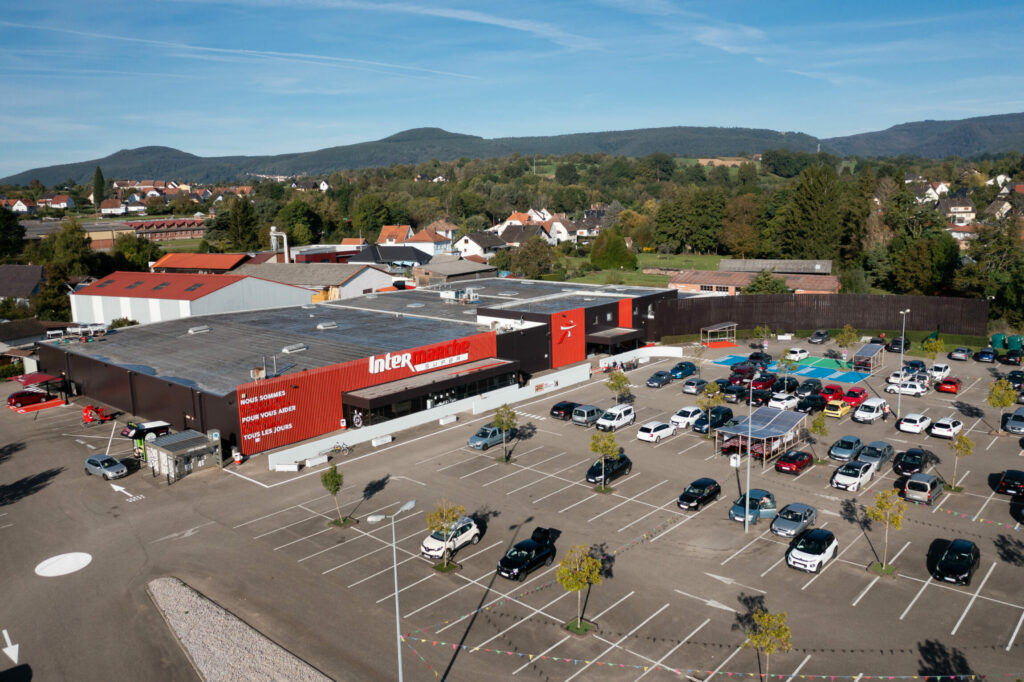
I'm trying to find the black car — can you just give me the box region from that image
[748,351,773,367]
[678,477,721,510]
[933,539,981,585]
[809,330,830,344]
[1006,371,1024,390]
[646,371,673,388]
[796,394,828,414]
[1003,350,1023,366]
[693,406,733,434]
[748,389,772,407]
[772,376,800,394]
[712,378,731,392]
[996,469,1024,496]
[892,448,938,476]
[497,527,557,581]
[730,361,757,374]
[886,337,911,353]
[796,378,822,398]
[586,453,633,485]
[723,384,748,403]
[670,361,697,379]
[549,401,580,420]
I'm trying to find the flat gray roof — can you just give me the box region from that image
[435,278,667,301]
[328,289,483,323]
[718,407,806,439]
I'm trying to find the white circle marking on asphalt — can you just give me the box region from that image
[34,552,93,577]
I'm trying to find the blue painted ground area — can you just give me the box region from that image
[711,354,870,384]
[713,355,750,366]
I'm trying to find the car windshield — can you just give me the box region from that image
[100,458,119,469]
[474,428,491,438]
[685,484,706,496]
[838,463,862,475]
[795,536,825,553]
[902,452,923,465]
[601,411,616,420]
[779,508,803,521]
[505,547,529,561]
[430,528,455,541]
[861,448,882,458]
[944,545,972,562]
[838,438,857,449]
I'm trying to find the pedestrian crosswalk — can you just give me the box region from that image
[515,410,547,421]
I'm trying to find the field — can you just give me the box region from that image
[157,238,204,252]
[636,252,724,270]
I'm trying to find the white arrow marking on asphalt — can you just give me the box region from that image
[3,629,18,665]
[674,589,738,613]
[704,572,766,594]
[110,484,133,497]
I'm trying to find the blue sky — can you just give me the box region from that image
[2,1,1024,179]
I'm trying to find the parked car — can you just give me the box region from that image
[787,528,838,572]
[750,374,777,391]
[775,450,813,475]
[996,469,1024,496]
[831,460,874,491]
[819,384,844,401]
[1004,408,1024,436]
[771,503,817,537]
[1003,349,1023,366]
[975,347,996,363]
[948,347,973,361]
[549,401,580,420]
[936,377,962,394]
[670,406,704,430]
[84,455,127,480]
[730,361,758,374]
[786,348,809,361]
[677,477,721,510]
[796,379,822,398]
[729,489,777,524]
[885,381,929,397]
[637,421,675,443]
[712,378,731,392]
[933,539,981,585]
[670,361,697,379]
[748,351,773,367]
[929,363,951,381]
[829,435,863,461]
[842,387,868,408]
[497,527,557,581]
[595,404,636,432]
[904,359,927,374]
[747,389,773,406]
[824,400,851,418]
[898,413,932,434]
[857,441,895,473]
[1006,370,1024,390]
[646,371,673,388]
[930,417,963,439]
[809,330,830,344]
[468,424,517,450]
[586,454,632,485]
[6,390,50,407]
[886,337,910,353]
[852,398,889,423]
[887,370,913,384]
[693,406,733,434]
[682,378,708,395]
[892,448,938,476]
[421,516,480,560]
[771,376,799,394]
[572,404,602,427]
[796,394,828,414]
[723,384,748,403]
[904,472,945,505]
[768,393,798,410]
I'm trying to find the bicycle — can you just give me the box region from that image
[330,442,350,457]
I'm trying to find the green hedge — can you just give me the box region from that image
[0,361,24,379]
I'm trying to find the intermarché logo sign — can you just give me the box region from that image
[367,338,472,375]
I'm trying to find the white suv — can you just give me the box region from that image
[671,406,703,429]
[421,516,480,560]
[637,421,675,443]
[595,404,636,432]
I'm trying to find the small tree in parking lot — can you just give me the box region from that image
[865,489,907,571]
[557,544,604,633]
[590,431,620,491]
[777,356,799,383]
[320,464,346,527]
[426,498,466,568]
[690,343,707,377]
[834,324,858,352]
[949,433,974,491]
[743,609,792,678]
[923,337,945,363]
[493,404,518,463]
[809,412,828,460]
[752,324,772,350]
[697,381,725,414]
[988,379,1016,432]
[605,369,632,404]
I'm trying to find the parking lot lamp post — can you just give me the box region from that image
[897,309,910,419]
[367,499,417,682]
[745,380,753,533]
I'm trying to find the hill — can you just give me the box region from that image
[824,112,1024,158]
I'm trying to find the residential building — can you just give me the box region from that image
[377,224,414,245]
[127,219,207,241]
[233,263,393,301]
[406,228,452,257]
[938,197,976,226]
[412,256,497,286]
[0,265,45,306]
[668,270,841,296]
[454,231,509,261]
[10,199,37,214]
[422,219,459,241]
[348,245,432,269]
[947,223,980,250]
[500,223,555,247]
[100,199,126,216]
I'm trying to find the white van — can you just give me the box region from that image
[595,404,636,432]
[853,398,889,423]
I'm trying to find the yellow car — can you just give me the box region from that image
[824,400,851,418]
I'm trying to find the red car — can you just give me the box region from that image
[841,387,868,408]
[936,377,961,394]
[775,450,813,474]
[819,384,843,401]
[750,374,777,390]
[7,390,50,408]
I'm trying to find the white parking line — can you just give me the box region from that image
[802,533,862,589]
[512,635,571,675]
[851,576,880,607]
[559,494,598,513]
[459,461,501,479]
[633,618,710,681]
[588,480,667,523]
[416,446,472,465]
[957,377,982,398]
[345,549,424,585]
[563,604,670,682]
[483,452,564,487]
[858,471,892,497]
[1007,610,1024,651]
[434,566,558,634]
[677,441,703,455]
[436,455,478,472]
[233,492,338,528]
[404,569,492,619]
[951,562,997,635]
[507,461,587,497]
[760,554,787,578]
[707,641,748,679]
[617,497,683,533]
[593,590,635,620]
[900,579,930,620]
[324,527,424,576]
[649,498,720,543]
[965,417,985,435]
[721,529,770,565]
[375,573,434,604]
[785,654,812,682]
[972,490,997,521]
[987,437,998,451]
[471,592,571,649]
[289,504,409,557]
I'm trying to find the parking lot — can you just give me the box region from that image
[3,338,1024,680]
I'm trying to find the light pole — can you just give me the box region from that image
[897,309,910,420]
[744,378,754,533]
[367,499,417,682]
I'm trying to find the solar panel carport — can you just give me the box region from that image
[715,407,808,469]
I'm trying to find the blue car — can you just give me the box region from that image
[670,361,697,379]
[829,435,863,462]
[975,347,996,363]
[729,489,777,524]
[646,371,673,388]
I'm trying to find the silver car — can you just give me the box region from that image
[771,503,817,537]
[84,455,127,480]
[857,441,894,474]
[682,378,708,395]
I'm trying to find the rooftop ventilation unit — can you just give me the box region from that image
[188,325,212,335]
[282,343,308,354]
[301,304,315,309]
[316,321,337,330]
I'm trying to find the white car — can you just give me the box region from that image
[930,417,964,439]
[670,406,703,429]
[786,529,838,573]
[886,370,913,384]
[420,516,480,560]
[786,348,809,361]
[929,363,951,381]
[898,413,932,434]
[885,381,928,397]
[768,392,798,410]
[831,460,874,491]
[637,421,675,443]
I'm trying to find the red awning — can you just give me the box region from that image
[12,373,60,387]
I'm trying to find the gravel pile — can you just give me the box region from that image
[148,576,331,682]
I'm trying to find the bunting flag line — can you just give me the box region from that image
[940,507,1022,532]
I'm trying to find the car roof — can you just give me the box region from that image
[805,528,834,541]
[1003,469,1024,479]
[866,441,890,448]
[904,413,926,420]
[640,420,667,428]
[748,488,771,498]
[948,539,976,551]
[909,472,938,481]
[861,398,886,406]
[784,502,814,513]
[692,477,717,486]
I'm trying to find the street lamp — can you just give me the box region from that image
[367,499,417,682]
[897,309,910,420]
[744,378,754,533]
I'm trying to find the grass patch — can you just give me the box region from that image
[593,484,614,494]
[432,561,461,573]
[869,561,897,576]
[943,484,964,493]
[328,516,357,528]
[158,238,205,252]
[564,619,595,635]
[637,252,724,271]
[493,454,514,463]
